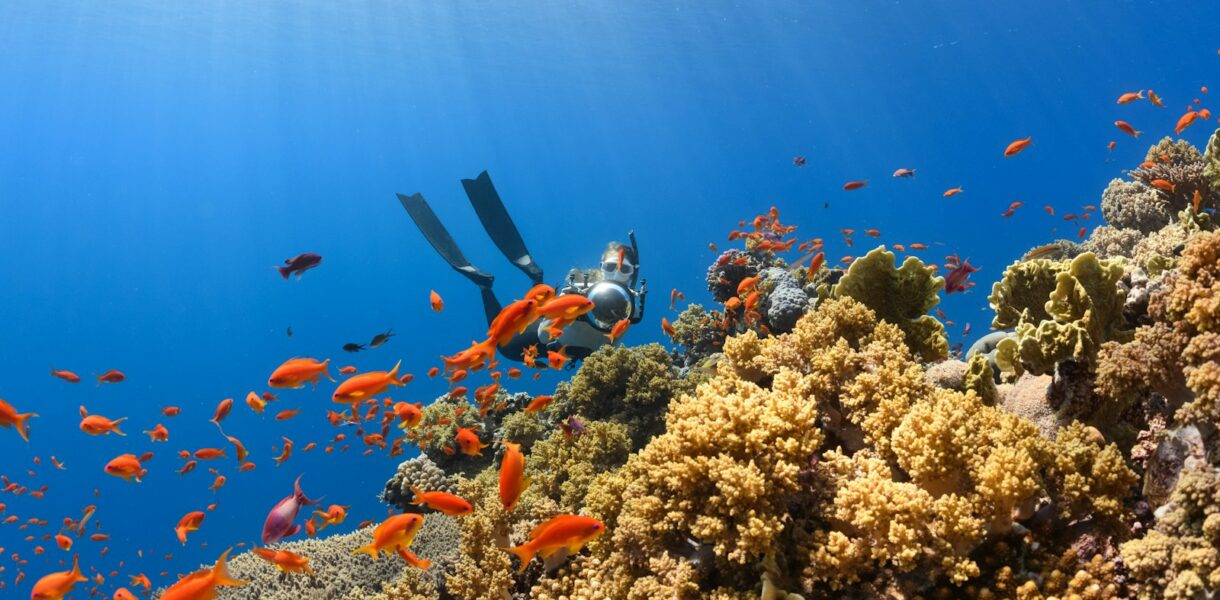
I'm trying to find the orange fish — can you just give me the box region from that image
[274,408,300,421]
[245,391,266,414]
[333,361,404,403]
[352,513,424,559]
[943,187,963,198]
[1115,90,1144,104]
[162,406,181,417]
[268,358,335,389]
[398,548,432,570]
[79,407,126,436]
[409,487,473,516]
[0,398,37,442]
[210,475,227,492]
[805,252,825,280]
[96,369,126,385]
[842,181,867,190]
[499,441,529,512]
[1150,179,1176,192]
[454,427,488,456]
[1077,226,1087,239]
[393,402,423,429]
[209,398,233,425]
[54,534,72,551]
[736,275,760,295]
[175,511,206,544]
[1194,190,1204,213]
[429,290,444,312]
[273,437,294,467]
[501,515,605,573]
[1199,108,1212,121]
[104,454,146,483]
[129,574,151,592]
[50,369,81,384]
[194,448,226,460]
[864,229,881,237]
[1114,120,1141,138]
[339,366,357,375]
[909,243,928,250]
[29,555,87,600]
[160,549,245,600]
[1004,137,1032,156]
[312,504,350,530]
[524,395,554,414]
[1175,111,1199,135]
[1107,140,1116,151]
[178,460,198,476]
[114,587,139,600]
[143,424,169,442]
[661,317,676,337]
[252,547,314,575]
[547,348,569,370]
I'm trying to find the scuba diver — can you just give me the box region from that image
[396,171,646,366]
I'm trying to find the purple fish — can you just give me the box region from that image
[944,255,980,294]
[262,475,316,544]
[277,253,322,280]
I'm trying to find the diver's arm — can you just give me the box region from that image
[629,278,647,324]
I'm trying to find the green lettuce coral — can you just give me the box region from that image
[826,245,948,362]
[990,252,1132,376]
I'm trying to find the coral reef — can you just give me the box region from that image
[669,303,727,368]
[549,343,695,447]
[1121,465,1220,599]
[825,245,948,362]
[526,420,632,511]
[1155,230,1220,424]
[759,266,813,334]
[382,455,458,512]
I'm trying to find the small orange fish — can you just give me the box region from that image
[547,348,569,370]
[393,402,423,429]
[708,242,718,253]
[143,424,169,442]
[1199,108,1212,121]
[30,555,87,599]
[429,290,444,312]
[409,487,473,516]
[909,243,928,250]
[1077,226,1087,239]
[104,454,146,483]
[274,437,294,467]
[501,515,605,573]
[353,513,424,559]
[736,276,760,295]
[454,427,488,456]
[333,361,404,403]
[524,394,554,414]
[1175,111,1199,135]
[159,549,244,599]
[79,407,126,436]
[1115,90,1144,104]
[312,504,350,530]
[1114,120,1141,138]
[339,366,357,375]
[50,369,81,384]
[0,398,37,442]
[499,441,529,512]
[252,547,314,575]
[175,511,206,544]
[194,448,226,460]
[54,534,72,551]
[178,461,197,476]
[1107,140,1116,151]
[943,187,963,197]
[96,369,126,385]
[398,548,432,570]
[1043,205,1055,216]
[114,587,140,600]
[842,180,866,190]
[209,398,233,425]
[1004,137,1032,156]
[210,475,226,492]
[268,358,335,390]
[274,408,300,421]
[1150,179,1176,192]
[864,229,881,237]
[162,406,181,417]
[1194,190,1204,213]
[661,317,676,337]
[1148,90,1165,108]
[608,319,630,343]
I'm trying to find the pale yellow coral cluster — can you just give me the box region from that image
[1157,230,1220,423]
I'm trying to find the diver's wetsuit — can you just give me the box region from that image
[397,171,644,366]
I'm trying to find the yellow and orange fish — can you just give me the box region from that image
[409,487,473,516]
[268,358,335,389]
[252,547,314,575]
[393,402,423,429]
[160,549,245,600]
[499,441,529,512]
[104,454,147,483]
[1004,136,1032,156]
[175,511,206,544]
[313,504,350,530]
[1115,90,1144,104]
[501,515,605,573]
[943,187,964,198]
[352,513,424,559]
[1114,120,1141,138]
[144,423,169,442]
[29,555,87,600]
[332,361,404,403]
[454,427,488,456]
[0,398,36,442]
[79,407,126,436]
[429,290,444,312]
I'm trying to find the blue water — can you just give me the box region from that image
[1,1,1217,596]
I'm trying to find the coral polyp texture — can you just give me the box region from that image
[186,131,1220,600]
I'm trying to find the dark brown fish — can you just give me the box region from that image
[277,253,322,280]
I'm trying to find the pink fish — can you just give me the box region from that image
[261,475,316,544]
[943,255,980,294]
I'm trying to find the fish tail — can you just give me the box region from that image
[71,554,86,582]
[501,542,536,573]
[388,359,403,383]
[112,417,128,436]
[352,543,379,559]
[212,549,246,587]
[409,485,425,505]
[277,265,292,280]
[13,412,36,442]
[322,358,336,383]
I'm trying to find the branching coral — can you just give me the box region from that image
[526,420,632,512]
[1120,465,1220,599]
[1153,230,1220,424]
[1050,422,1138,522]
[826,245,948,362]
[550,343,694,447]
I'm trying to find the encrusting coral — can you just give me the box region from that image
[825,245,948,362]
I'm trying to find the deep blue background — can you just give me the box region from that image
[1,1,1217,596]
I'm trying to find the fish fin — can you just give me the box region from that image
[352,543,379,559]
[112,417,127,436]
[409,486,425,505]
[322,358,336,382]
[500,543,536,573]
[13,413,36,442]
[287,524,301,538]
[388,359,403,383]
[277,265,291,280]
[539,544,564,559]
[212,549,247,587]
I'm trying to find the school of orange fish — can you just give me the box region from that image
[1,73,1216,600]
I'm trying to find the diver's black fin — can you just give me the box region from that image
[396,192,495,289]
[460,171,544,284]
